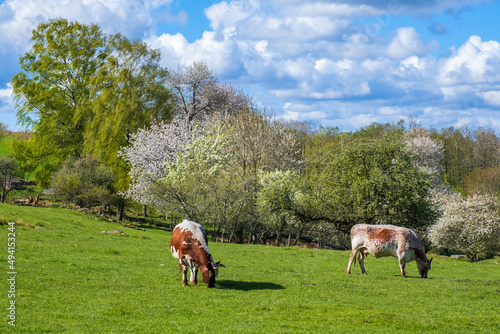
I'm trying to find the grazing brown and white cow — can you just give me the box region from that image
[346,224,432,278]
[170,220,225,288]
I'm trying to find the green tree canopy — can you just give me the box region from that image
[317,131,434,233]
[12,19,107,162]
[11,19,174,191]
[84,33,174,190]
[51,156,116,209]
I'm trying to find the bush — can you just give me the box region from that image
[52,157,116,209]
[0,156,22,203]
[429,192,500,261]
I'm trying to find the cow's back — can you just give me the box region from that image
[170,220,211,260]
[350,224,411,257]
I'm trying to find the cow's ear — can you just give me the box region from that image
[214,261,226,269]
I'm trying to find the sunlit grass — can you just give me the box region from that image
[0,203,499,333]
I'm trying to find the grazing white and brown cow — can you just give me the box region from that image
[346,224,432,278]
[170,220,225,288]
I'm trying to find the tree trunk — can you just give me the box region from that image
[142,205,147,217]
[117,202,125,222]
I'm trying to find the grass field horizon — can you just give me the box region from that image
[1,203,499,333]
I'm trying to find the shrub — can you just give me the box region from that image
[52,157,116,209]
[0,156,22,203]
[429,192,500,261]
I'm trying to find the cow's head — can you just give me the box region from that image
[202,261,226,288]
[417,257,433,278]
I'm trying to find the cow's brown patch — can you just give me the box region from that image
[369,228,392,243]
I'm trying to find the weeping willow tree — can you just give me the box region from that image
[12,18,175,219]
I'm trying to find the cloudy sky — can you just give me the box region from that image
[1,0,500,133]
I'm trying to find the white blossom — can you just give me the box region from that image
[118,120,193,207]
[404,127,444,186]
[429,192,500,261]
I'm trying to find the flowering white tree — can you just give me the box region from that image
[429,193,500,261]
[404,127,444,187]
[118,120,193,208]
[120,105,305,243]
[158,122,234,220]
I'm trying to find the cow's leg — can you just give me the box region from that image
[358,250,367,275]
[398,257,406,278]
[347,249,358,274]
[180,260,189,286]
[190,266,198,285]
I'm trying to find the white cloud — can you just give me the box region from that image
[281,102,329,121]
[149,0,499,134]
[438,35,500,86]
[0,83,12,100]
[378,106,404,116]
[269,0,488,16]
[147,31,243,78]
[315,59,354,74]
[386,27,435,59]
[205,0,259,33]
[480,90,500,107]
[279,3,385,17]
[0,83,18,130]
[0,0,170,53]
[1,0,499,134]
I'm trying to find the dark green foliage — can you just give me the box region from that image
[51,156,116,208]
[317,131,434,233]
[438,126,474,193]
[0,122,5,141]
[0,156,22,202]
[465,166,500,196]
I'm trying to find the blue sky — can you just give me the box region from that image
[1,0,500,133]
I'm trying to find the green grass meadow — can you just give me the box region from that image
[0,133,13,157]
[1,203,499,333]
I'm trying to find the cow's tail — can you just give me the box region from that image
[351,250,357,267]
[347,248,357,274]
[177,262,183,275]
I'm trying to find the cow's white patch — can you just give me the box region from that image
[177,220,211,255]
[400,249,416,263]
[171,245,179,259]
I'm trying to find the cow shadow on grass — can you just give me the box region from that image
[216,280,285,291]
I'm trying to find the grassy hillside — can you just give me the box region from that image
[0,203,499,333]
[0,131,15,157]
